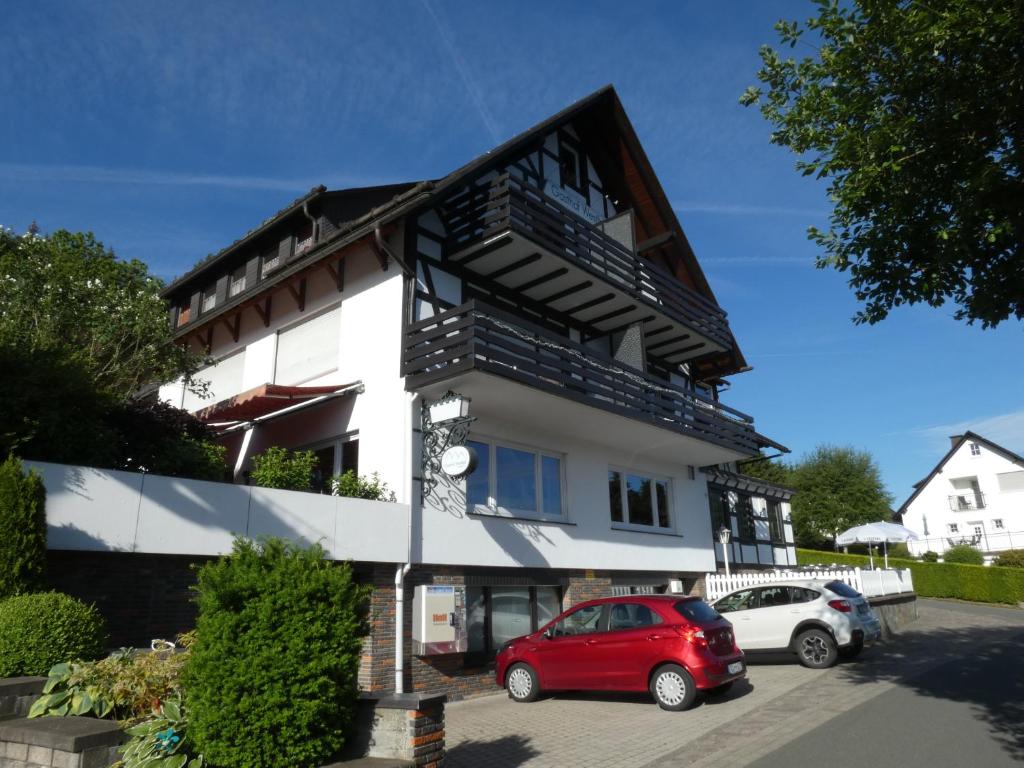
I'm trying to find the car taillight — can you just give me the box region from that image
[828,599,852,613]
[674,625,708,647]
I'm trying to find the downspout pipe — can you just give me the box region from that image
[301,200,319,243]
[395,391,420,694]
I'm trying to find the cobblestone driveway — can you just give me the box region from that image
[445,600,1024,768]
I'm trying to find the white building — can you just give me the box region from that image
[898,432,1024,557]
[48,86,794,698]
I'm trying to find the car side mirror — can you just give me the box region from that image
[543,626,555,639]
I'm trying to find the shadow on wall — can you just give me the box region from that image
[835,620,1024,760]
[446,734,540,768]
[48,523,123,552]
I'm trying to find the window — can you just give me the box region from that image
[261,246,281,277]
[306,434,359,493]
[757,586,789,608]
[466,586,562,656]
[608,603,662,631]
[768,500,785,542]
[714,589,757,614]
[466,439,564,520]
[608,469,672,530]
[825,581,862,599]
[735,494,756,541]
[708,487,729,533]
[674,600,721,623]
[176,304,191,327]
[274,306,341,385]
[201,285,216,312]
[970,442,981,456]
[229,265,247,297]
[558,144,580,191]
[993,519,1004,529]
[789,587,820,604]
[948,523,959,533]
[552,603,603,637]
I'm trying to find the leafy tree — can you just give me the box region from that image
[738,457,794,488]
[0,227,204,398]
[786,445,893,548]
[250,447,318,491]
[0,455,47,598]
[741,0,1024,327]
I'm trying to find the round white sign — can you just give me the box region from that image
[441,445,477,478]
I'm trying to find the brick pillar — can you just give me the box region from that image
[563,570,613,607]
[407,702,445,767]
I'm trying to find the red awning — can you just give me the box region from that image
[195,383,351,423]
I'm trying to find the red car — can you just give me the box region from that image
[495,595,745,711]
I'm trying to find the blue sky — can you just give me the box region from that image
[2,0,1021,503]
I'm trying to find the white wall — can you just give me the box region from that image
[29,460,409,563]
[419,408,718,574]
[902,438,1024,554]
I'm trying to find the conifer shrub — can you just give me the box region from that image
[0,592,107,677]
[0,455,47,598]
[183,538,369,768]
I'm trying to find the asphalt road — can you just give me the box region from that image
[748,600,1024,768]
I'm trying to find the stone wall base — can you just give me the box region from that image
[868,593,919,638]
[0,680,45,724]
[0,717,122,768]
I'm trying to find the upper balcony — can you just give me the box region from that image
[402,300,781,461]
[439,174,733,365]
[949,493,986,511]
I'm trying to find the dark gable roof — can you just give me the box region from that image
[163,85,746,371]
[895,431,1024,516]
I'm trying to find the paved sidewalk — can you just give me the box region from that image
[445,600,1024,768]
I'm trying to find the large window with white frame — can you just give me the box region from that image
[608,468,672,531]
[466,438,565,520]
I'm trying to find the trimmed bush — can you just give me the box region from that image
[0,455,47,599]
[330,470,397,502]
[0,592,108,676]
[797,548,1024,605]
[922,551,939,563]
[943,544,985,565]
[184,538,369,768]
[993,549,1024,569]
[250,447,317,491]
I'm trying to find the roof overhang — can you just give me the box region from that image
[703,468,796,500]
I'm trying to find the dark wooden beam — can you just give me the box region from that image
[569,293,616,314]
[324,259,344,292]
[647,334,692,353]
[587,304,638,326]
[202,325,214,354]
[369,237,389,271]
[537,280,593,305]
[643,324,674,339]
[254,295,272,327]
[220,314,241,344]
[596,314,656,339]
[488,252,542,281]
[511,266,569,293]
[286,278,307,312]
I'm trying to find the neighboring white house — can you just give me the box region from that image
[898,432,1024,557]
[45,86,793,698]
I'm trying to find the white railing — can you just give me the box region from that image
[704,566,914,601]
[28,460,410,563]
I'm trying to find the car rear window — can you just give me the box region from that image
[674,599,721,623]
[825,580,862,598]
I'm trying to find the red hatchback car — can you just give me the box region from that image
[495,595,745,711]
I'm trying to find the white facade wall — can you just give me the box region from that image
[901,438,1024,555]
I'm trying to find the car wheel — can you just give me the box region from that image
[650,664,697,711]
[705,680,734,696]
[795,629,839,669]
[505,663,540,703]
[839,641,864,660]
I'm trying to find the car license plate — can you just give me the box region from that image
[727,662,743,675]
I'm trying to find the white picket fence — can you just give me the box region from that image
[704,567,914,601]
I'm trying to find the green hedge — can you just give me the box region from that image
[0,455,47,599]
[0,592,108,677]
[797,548,1024,606]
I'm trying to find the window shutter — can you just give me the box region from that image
[245,257,259,288]
[188,291,201,319]
[215,274,229,305]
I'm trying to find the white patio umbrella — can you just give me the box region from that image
[836,521,920,569]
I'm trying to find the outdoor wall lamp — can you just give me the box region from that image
[421,391,476,502]
[717,526,732,578]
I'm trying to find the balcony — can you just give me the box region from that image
[402,301,780,459]
[949,493,986,511]
[439,174,733,365]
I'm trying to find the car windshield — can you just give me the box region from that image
[825,580,862,598]
[674,599,721,623]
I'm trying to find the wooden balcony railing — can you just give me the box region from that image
[402,301,769,456]
[441,174,733,351]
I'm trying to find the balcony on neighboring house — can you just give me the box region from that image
[949,493,986,511]
[402,300,781,460]
[439,173,733,366]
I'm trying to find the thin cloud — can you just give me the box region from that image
[913,409,1024,453]
[0,162,387,192]
[419,0,501,143]
[674,202,828,217]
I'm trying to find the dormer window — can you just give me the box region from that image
[261,247,281,277]
[229,265,247,297]
[177,304,191,327]
[201,285,216,313]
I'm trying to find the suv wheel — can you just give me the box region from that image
[506,663,540,703]
[650,664,697,711]
[795,628,838,669]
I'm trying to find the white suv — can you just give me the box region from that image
[709,579,882,668]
